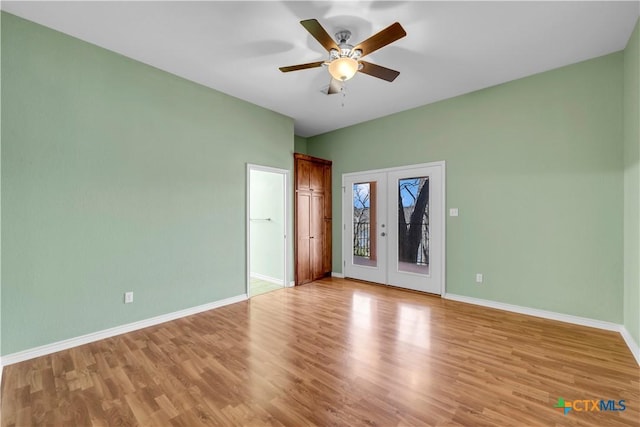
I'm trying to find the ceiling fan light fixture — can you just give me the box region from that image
[328,57,358,81]
[279,19,406,90]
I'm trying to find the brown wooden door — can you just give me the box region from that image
[323,165,332,218]
[323,219,332,274]
[294,153,332,285]
[296,191,312,284]
[296,159,312,191]
[322,164,332,275]
[310,162,324,191]
[311,193,324,280]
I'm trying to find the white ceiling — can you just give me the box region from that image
[2,1,639,137]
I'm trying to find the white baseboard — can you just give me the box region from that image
[250,273,284,286]
[1,294,247,367]
[444,293,639,366]
[620,326,640,366]
[331,272,344,278]
[288,280,295,287]
[443,293,620,331]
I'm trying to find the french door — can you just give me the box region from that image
[342,162,444,294]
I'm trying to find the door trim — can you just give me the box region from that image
[341,161,446,295]
[342,172,388,284]
[246,164,290,298]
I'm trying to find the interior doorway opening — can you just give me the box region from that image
[247,164,289,297]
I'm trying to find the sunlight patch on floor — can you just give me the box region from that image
[250,277,283,297]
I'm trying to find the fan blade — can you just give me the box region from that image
[279,61,325,73]
[301,19,339,52]
[327,78,342,95]
[353,22,406,58]
[359,61,400,82]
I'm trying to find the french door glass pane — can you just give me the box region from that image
[353,182,377,267]
[397,177,429,274]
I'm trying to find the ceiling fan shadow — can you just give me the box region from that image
[308,70,333,95]
[324,15,373,44]
[368,1,410,11]
[303,69,345,97]
[282,1,332,21]
[226,40,296,60]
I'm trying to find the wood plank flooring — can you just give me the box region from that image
[2,278,639,426]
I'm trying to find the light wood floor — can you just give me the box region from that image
[2,278,638,426]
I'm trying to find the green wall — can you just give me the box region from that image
[294,135,308,154]
[1,10,636,357]
[1,13,294,355]
[624,19,640,346]
[250,169,285,282]
[308,53,624,323]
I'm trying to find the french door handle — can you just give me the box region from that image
[381,232,386,237]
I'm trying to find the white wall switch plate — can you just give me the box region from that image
[449,208,459,217]
[476,273,483,283]
[124,291,134,304]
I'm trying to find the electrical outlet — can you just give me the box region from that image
[449,208,459,217]
[124,291,134,304]
[476,273,483,284]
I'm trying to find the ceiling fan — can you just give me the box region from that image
[279,19,407,94]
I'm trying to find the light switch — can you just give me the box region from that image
[449,208,459,217]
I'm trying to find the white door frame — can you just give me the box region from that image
[342,161,446,295]
[342,172,388,284]
[246,164,290,297]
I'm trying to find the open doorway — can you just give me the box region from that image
[247,164,289,297]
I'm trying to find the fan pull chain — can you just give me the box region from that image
[341,81,347,108]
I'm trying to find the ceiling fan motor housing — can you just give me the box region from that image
[332,30,362,60]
